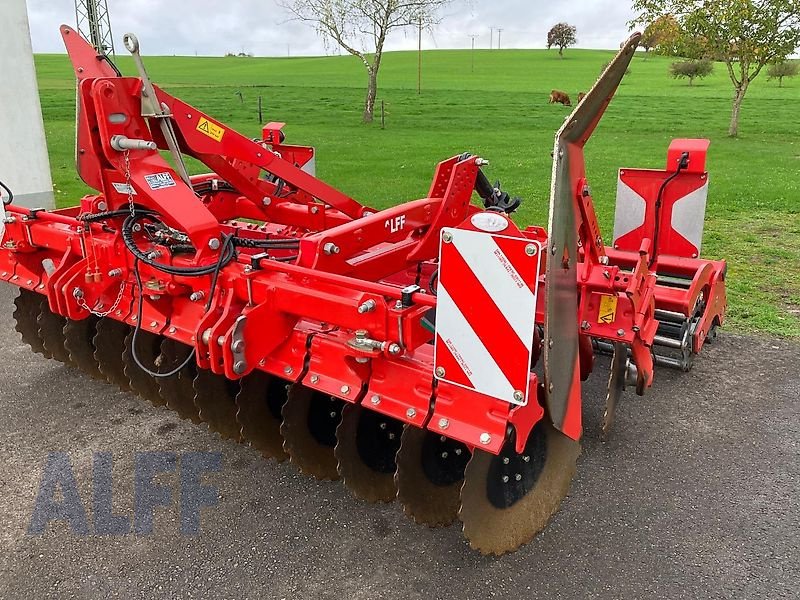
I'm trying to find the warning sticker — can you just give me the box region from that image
[144,172,177,191]
[197,117,225,142]
[598,294,618,325]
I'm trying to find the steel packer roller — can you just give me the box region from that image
[0,27,727,555]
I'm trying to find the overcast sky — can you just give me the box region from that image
[27,0,639,57]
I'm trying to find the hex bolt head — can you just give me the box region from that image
[548,382,554,393]
[150,321,158,329]
[513,390,524,402]
[231,340,245,354]
[438,418,449,430]
[262,197,271,206]
[233,361,247,375]
[617,329,625,337]
[523,455,530,462]
[370,395,381,405]
[322,242,340,255]
[442,231,453,243]
[208,238,221,250]
[435,366,446,378]
[479,432,491,445]
[168,327,177,334]
[310,375,320,385]
[502,457,510,465]
[406,408,417,419]
[502,475,509,483]
[525,244,538,257]
[340,385,350,395]
[388,343,402,356]
[283,366,294,375]
[515,473,522,481]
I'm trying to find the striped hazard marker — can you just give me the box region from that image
[433,227,541,406]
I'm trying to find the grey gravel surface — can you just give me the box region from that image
[0,284,797,600]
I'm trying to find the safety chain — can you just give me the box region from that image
[124,149,136,218]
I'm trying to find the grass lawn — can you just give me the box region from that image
[33,46,800,336]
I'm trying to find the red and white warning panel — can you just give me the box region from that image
[433,226,542,406]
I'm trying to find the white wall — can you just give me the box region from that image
[0,0,55,209]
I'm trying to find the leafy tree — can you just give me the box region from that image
[670,58,714,84]
[641,14,682,55]
[547,23,577,57]
[767,60,800,85]
[631,0,800,137]
[280,0,450,123]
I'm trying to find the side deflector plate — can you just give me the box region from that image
[544,33,641,438]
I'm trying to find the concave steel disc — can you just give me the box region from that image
[93,318,133,391]
[280,384,343,480]
[63,317,103,379]
[235,370,289,461]
[37,305,71,364]
[602,342,627,439]
[395,426,471,527]
[157,338,201,423]
[459,420,580,555]
[335,403,403,503]
[122,329,167,407]
[13,290,48,357]
[193,369,243,442]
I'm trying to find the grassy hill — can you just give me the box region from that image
[32,47,800,335]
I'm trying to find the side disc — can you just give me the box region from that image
[193,369,243,442]
[235,371,289,461]
[93,318,133,391]
[158,338,201,423]
[601,342,627,439]
[335,404,403,503]
[459,420,581,556]
[395,426,471,527]
[122,329,167,407]
[280,384,344,480]
[13,290,48,357]
[63,317,103,379]
[37,305,71,364]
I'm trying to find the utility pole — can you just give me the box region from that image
[497,28,503,50]
[489,27,493,50]
[417,14,422,95]
[469,34,478,73]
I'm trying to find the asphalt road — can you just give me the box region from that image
[0,283,797,600]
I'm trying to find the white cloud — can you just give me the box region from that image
[26,0,638,57]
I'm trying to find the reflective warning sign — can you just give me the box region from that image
[197,117,225,142]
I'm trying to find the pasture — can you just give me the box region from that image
[33,47,800,335]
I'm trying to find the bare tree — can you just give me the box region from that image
[281,0,451,123]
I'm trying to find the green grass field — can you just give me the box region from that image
[33,47,800,336]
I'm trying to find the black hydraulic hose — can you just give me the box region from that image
[650,151,690,267]
[0,178,13,206]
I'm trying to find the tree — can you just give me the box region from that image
[547,23,577,57]
[641,14,681,55]
[280,0,450,123]
[669,58,714,84]
[767,60,800,85]
[631,1,800,137]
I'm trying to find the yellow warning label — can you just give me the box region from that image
[598,295,618,325]
[197,117,225,142]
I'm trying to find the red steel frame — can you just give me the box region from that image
[0,27,727,455]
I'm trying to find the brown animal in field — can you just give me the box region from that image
[549,89,571,106]
[577,91,586,103]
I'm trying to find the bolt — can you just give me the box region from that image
[406,408,417,420]
[388,432,396,440]
[262,197,271,206]
[354,329,368,342]
[168,326,177,334]
[370,395,381,405]
[513,390,524,402]
[340,385,350,395]
[502,475,509,483]
[387,343,402,356]
[549,382,554,393]
[551,244,557,256]
[515,473,522,481]
[379,422,387,430]
[617,329,625,337]
[208,238,221,250]
[441,451,449,459]
[599,255,610,265]
[243,265,253,274]
[475,158,489,166]
[523,455,530,462]
[150,321,158,329]
[233,361,247,375]
[479,432,491,445]
[441,231,453,243]
[357,299,377,314]
[525,244,538,257]
[310,375,319,384]
[502,457,510,465]
[189,291,205,302]
[284,366,293,375]
[581,320,591,331]
[130,316,137,322]
[438,418,449,430]
[322,242,339,255]
[310,206,319,214]
[455,448,462,456]
[216,336,225,346]
[548,339,554,349]
[329,412,337,418]
[603,270,611,279]
[108,268,122,278]
[435,366,446,378]
[231,339,245,353]
[201,329,212,345]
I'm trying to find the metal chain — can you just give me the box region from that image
[124,149,136,218]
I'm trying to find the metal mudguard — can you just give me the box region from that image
[544,33,642,440]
